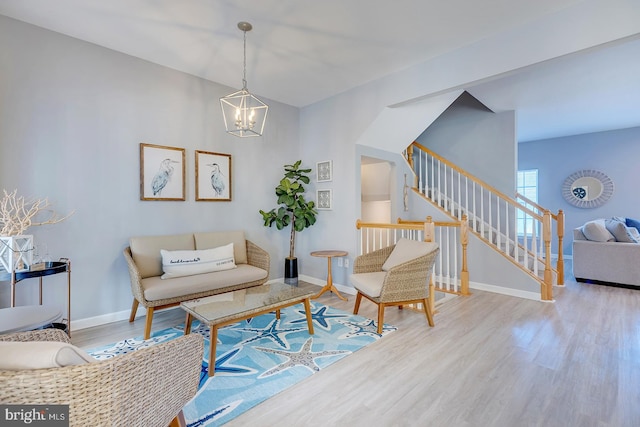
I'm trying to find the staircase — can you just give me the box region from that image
[405,142,565,301]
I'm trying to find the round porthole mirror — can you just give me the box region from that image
[562,170,614,208]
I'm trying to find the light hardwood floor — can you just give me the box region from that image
[72,270,640,427]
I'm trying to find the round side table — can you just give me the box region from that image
[311,250,348,301]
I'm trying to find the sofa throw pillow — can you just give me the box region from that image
[581,219,615,242]
[161,243,236,279]
[381,238,439,271]
[605,217,640,243]
[0,341,95,370]
[628,227,640,243]
[626,217,640,233]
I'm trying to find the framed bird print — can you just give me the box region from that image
[140,143,186,201]
[195,150,232,201]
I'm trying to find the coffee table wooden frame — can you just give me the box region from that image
[182,289,315,377]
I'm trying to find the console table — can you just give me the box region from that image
[0,259,71,335]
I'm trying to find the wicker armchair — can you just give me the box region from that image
[0,329,203,427]
[351,241,439,333]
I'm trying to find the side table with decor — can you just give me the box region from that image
[0,258,72,335]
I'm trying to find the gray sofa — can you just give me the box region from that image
[123,230,270,338]
[573,226,640,287]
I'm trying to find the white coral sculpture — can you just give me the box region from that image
[0,189,74,236]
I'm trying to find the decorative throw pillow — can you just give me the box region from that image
[0,341,95,370]
[628,227,640,243]
[605,217,640,243]
[581,219,615,242]
[381,238,439,271]
[626,217,640,233]
[161,243,236,279]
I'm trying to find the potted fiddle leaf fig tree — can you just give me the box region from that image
[259,160,318,283]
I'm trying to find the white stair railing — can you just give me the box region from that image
[405,142,555,301]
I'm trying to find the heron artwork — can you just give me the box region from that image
[151,158,179,196]
[208,163,226,197]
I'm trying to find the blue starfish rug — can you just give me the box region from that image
[87,302,396,426]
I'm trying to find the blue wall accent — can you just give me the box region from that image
[518,126,640,255]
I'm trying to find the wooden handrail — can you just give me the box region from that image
[411,142,542,221]
[357,219,424,231]
[515,192,558,220]
[409,142,563,298]
[397,217,461,228]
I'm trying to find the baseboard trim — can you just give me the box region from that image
[297,275,357,296]
[469,281,543,301]
[71,305,162,331]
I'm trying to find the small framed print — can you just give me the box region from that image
[195,150,232,201]
[316,189,332,210]
[316,160,332,182]
[140,143,186,201]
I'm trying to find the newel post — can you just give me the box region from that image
[556,209,565,286]
[542,210,553,301]
[460,214,470,296]
[407,144,414,169]
[424,216,434,242]
[424,216,436,314]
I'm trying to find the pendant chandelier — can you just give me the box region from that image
[220,22,268,138]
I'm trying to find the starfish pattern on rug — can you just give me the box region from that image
[337,318,397,338]
[187,399,242,427]
[202,347,257,381]
[289,304,349,330]
[86,303,401,427]
[255,337,351,378]
[230,318,306,349]
[90,332,176,360]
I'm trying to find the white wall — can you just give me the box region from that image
[0,16,299,320]
[416,92,517,195]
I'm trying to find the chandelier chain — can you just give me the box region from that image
[242,29,247,90]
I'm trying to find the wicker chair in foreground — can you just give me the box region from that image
[0,329,203,427]
[351,239,440,333]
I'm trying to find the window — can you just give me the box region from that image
[517,169,538,236]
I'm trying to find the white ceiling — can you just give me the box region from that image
[1,0,639,142]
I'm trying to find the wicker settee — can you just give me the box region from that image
[124,230,270,338]
[0,328,203,426]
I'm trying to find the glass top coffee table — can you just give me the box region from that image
[181,282,316,377]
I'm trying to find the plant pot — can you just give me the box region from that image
[284,257,298,285]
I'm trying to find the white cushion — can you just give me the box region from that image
[629,227,640,243]
[0,341,95,370]
[581,219,615,242]
[350,272,387,298]
[382,239,439,271]
[161,243,236,279]
[605,217,640,243]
